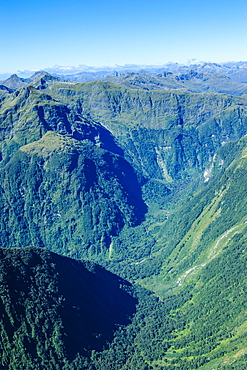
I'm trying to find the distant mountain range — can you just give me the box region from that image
[57,61,247,85]
[1,61,247,96]
[21,61,247,78]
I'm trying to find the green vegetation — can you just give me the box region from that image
[0,130,146,257]
[0,74,247,368]
[0,247,139,369]
[1,245,245,369]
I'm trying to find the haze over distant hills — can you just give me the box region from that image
[17,60,247,76]
[1,61,247,97]
[15,61,247,81]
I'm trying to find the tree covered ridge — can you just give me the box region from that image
[0,244,246,369]
[0,247,139,369]
[1,77,247,259]
[0,76,246,368]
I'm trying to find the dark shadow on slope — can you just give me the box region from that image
[72,115,124,157]
[36,101,124,158]
[37,104,73,135]
[52,253,138,359]
[0,247,138,363]
[101,151,148,225]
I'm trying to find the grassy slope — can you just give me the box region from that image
[0,79,247,368]
[99,136,247,369]
[130,138,247,368]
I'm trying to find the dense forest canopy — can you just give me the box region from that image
[0,67,246,369]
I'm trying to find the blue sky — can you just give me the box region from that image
[0,0,247,77]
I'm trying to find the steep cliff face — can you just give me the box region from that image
[0,130,146,257]
[1,79,247,259]
[49,81,247,183]
[3,79,247,187]
[0,85,122,164]
[0,85,147,257]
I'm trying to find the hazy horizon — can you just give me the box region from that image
[1,0,246,78]
[0,59,247,81]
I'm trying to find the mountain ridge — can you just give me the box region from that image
[0,67,247,368]
[2,61,247,94]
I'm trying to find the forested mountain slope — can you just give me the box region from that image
[1,243,246,370]
[137,135,247,293]
[103,136,247,369]
[0,247,139,369]
[0,85,146,257]
[1,77,247,258]
[0,74,246,369]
